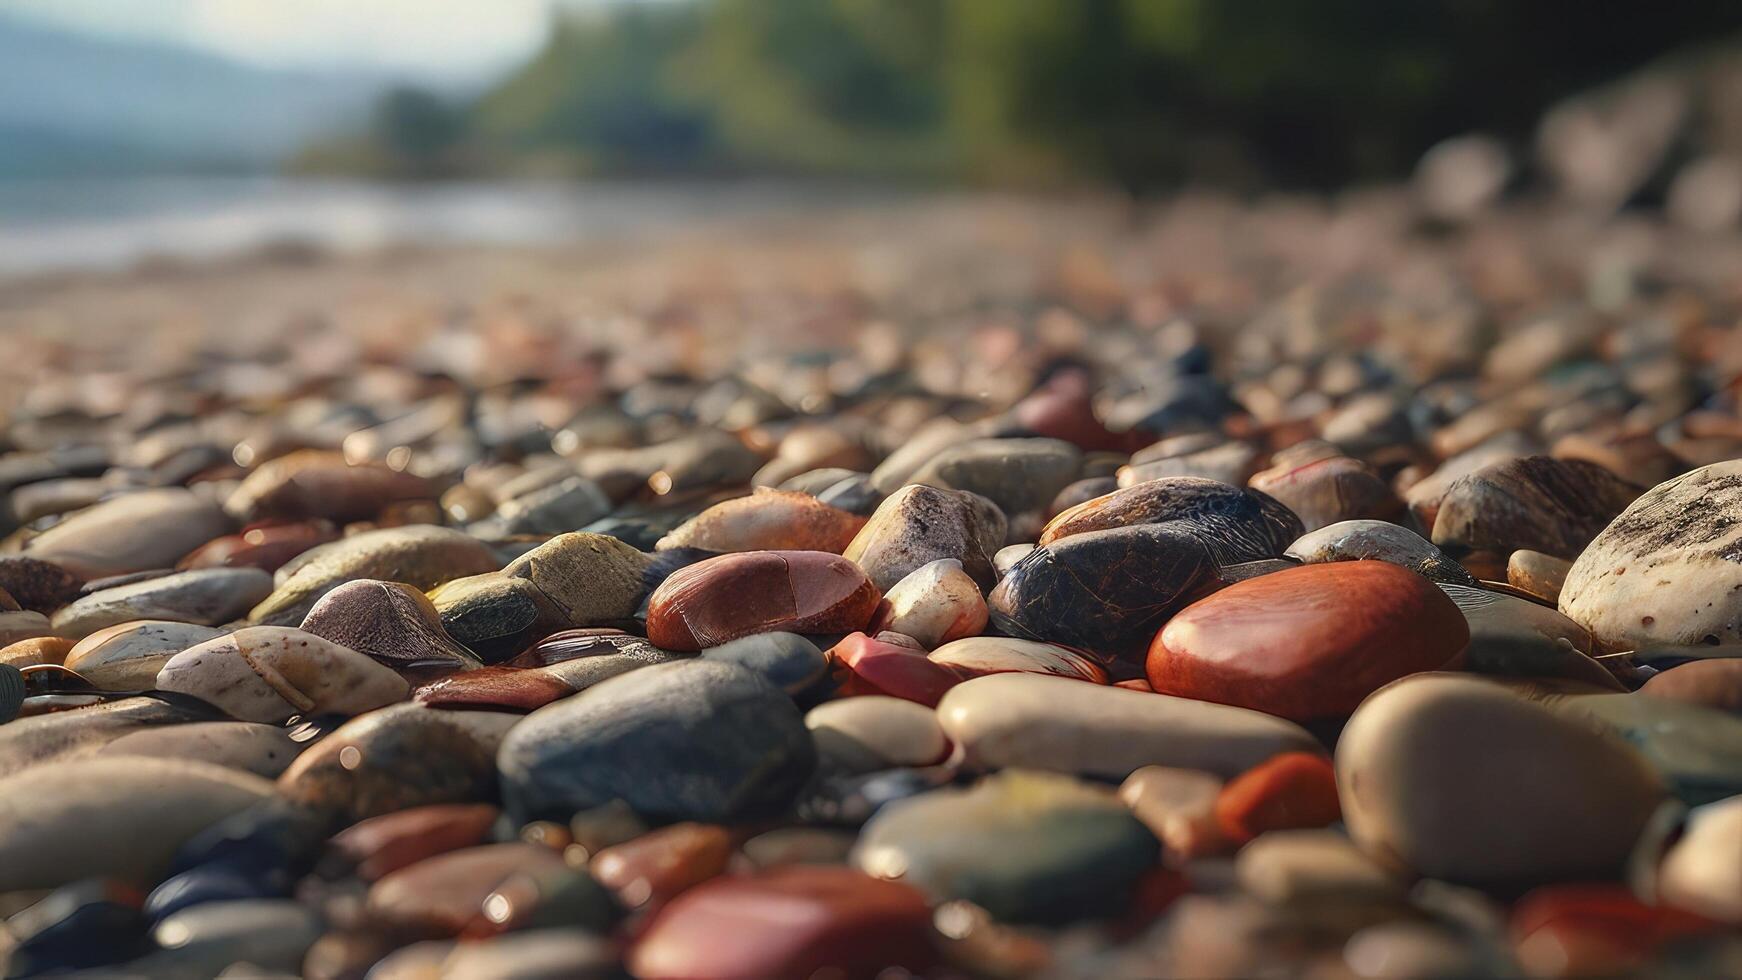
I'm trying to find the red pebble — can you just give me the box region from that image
[1511,884,1722,978]
[1214,751,1340,844]
[829,632,964,706]
[328,803,500,882]
[646,551,881,651]
[1148,561,1469,720]
[630,865,938,980]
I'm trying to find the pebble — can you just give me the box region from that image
[365,842,614,936]
[699,631,826,695]
[500,530,654,627]
[1639,658,1742,713]
[249,524,500,626]
[427,573,553,663]
[1039,476,1302,565]
[327,803,501,881]
[1118,766,1228,860]
[591,821,733,910]
[277,704,518,826]
[0,633,70,668]
[497,659,815,823]
[1213,751,1342,844]
[176,518,341,574]
[907,436,1083,527]
[225,450,436,523]
[422,931,620,980]
[871,558,988,648]
[1336,675,1666,885]
[1150,562,1470,720]
[1248,452,1403,532]
[1559,460,1742,650]
[0,555,86,612]
[1436,583,1623,689]
[655,487,866,552]
[1546,691,1742,806]
[133,899,323,977]
[0,692,226,779]
[937,672,1321,780]
[991,523,1221,662]
[0,609,52,647]
[0,757,273,891]
[1234,829,1405,904]
[98,721,302,777]
[300,579,481,676]
[1507,549,1574,604]
[50,567,272,639]
[853,769,1160,924]
[1656,795,1742,923]
[470,474,612,538]
[156,626,409,723]
[22,488,234,579]
[1284,519,1477,586]
[843,484,1006,592]
[993,542,1034,576]
[629,865,936,980]
[927,634,1107,682]
[645,551,880,651]
[827,631,964,705]
[806,696,948,772]
[1431,455,1642,561]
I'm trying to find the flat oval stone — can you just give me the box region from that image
[50,568,271,639]
[0,555,86,613]
[98,721,301,778]
[1336,675,1665,886]
[501,531,654,627]
[1639,659,1742,713]
[63,619,224,689]
[23,488,234,580]
[1149,562,1470,721]
[843,484,1006,592]
[328,803,500,881]
[1039,477,1301,565]
[0,757,273,891]
[498,659,815,824]
[1431,455,1642,560]
[872,558,988,649]
[0,635,73,668]
[656,488,866,553]
[700,632,826,695]
[0,609,52,647]
[993,542,1034,577]
[806,696,948,773]
[1544,692,1742,806]
[630,866,938,980]
[249,525,500,627]
[646,552,880,652]
[176,519,341,574]
[226,450,437,523]
[928,636,1107,683]
[131,900,321,977]
[301,579,481,676]
[0,693,227,779]
[937,673,1320,780]
[1235,830,1404,905]
[156,626,409,723]
[992,524,1220,663]
[853,769,1159,924]
[1285,520,1476,586]
[277,703,519,826]
[1559,460,1742,651]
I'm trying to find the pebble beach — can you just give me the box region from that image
[0,187,1740,978]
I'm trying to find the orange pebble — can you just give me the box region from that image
[1511,884,1721,978]
[1214,751,1340,844]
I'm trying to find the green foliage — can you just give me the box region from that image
[299,0,1742,189]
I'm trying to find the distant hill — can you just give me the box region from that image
[0,14,387,176]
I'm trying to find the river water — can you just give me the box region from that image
[0,176,867,278]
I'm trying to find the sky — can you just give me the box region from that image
[1,0,562,78]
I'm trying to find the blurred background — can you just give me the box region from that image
[3,0,1742,276]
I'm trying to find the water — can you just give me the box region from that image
[0,176,854,278]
